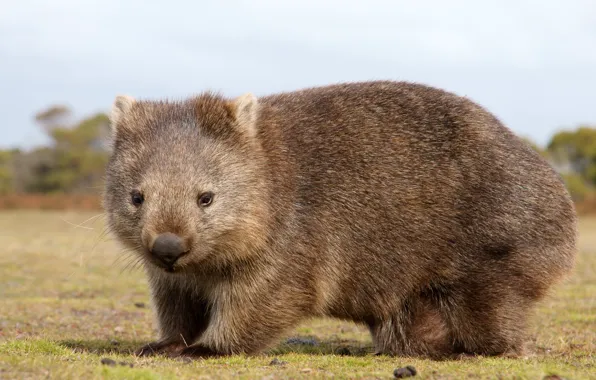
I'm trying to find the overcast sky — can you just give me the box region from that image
[1,0,595,150]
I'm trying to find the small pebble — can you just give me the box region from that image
[300,368,313,373]
[100,358,116,367]
[134,302,146,308]
[110,339,120,346]
[394,365,417,378]
[269,358,287,366]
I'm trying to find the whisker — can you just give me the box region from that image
[60,217,95,230]
[119,254,146,274]
[77,212,106,226]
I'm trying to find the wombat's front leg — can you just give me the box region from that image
[179,285,308,358]
[135,340,186,357]
[136,276,210,357]
[178,311,298,358]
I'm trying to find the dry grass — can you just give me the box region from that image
[0,194,102,211]
[0,210,594,379]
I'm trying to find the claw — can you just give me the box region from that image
[179,344,220,359]
[134,341,185,357]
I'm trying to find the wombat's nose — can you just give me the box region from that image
[151,232,187,267]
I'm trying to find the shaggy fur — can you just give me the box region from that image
[103,80,577,359]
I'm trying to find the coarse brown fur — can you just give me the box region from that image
[103,80,577,360]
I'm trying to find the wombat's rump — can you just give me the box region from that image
[103,81,577,359]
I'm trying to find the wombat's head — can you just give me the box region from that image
[103,92,272,273]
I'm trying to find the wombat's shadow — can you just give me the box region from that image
[58,336,373,357]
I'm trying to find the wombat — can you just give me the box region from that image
[103,80,577,359]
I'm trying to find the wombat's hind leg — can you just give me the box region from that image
[369,295,454,359]
[442,279,530,358]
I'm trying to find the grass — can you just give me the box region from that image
[0,211,594,379]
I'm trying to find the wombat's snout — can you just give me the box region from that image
[150,232,188,269]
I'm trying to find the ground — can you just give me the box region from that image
[0,211,594,379]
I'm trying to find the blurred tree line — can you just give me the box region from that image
[0,105,110,195]
[541,127,596,201]
[0,105,595,203]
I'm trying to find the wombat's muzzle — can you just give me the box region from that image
[150,232,188,270]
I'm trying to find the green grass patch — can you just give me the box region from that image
[0,211,594,379]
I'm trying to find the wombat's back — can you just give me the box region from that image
[258,80,576,318]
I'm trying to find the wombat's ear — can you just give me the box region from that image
[229,93,259,138]
[109,95,136,134]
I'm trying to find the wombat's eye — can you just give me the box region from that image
[198,192,214,207]
[131,190,144,207]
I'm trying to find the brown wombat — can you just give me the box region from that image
[103,80,577,359]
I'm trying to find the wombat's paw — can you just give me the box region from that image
[179,344,221,359]
[135,341,185,357]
